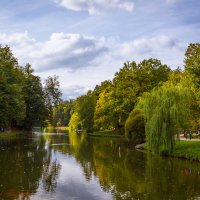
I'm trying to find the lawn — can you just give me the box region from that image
[173,140,200,161]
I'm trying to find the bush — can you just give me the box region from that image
[125,108,145,144]
[192,133,198,138]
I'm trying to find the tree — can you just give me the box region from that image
[68,90,97,132]
[0,45,26,128]
[44,75,62,125]
[184,43,200,87]
[183,43,200,129]
[143,84,191,155]
[94,81,115,130]
[77,91,96,133]
[52,100,73,127]
[167,69,200,130]
[22,64,47,130]
[69,111,81,131]
[112,59,171,132]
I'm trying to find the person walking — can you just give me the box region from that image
[189,130,192,140]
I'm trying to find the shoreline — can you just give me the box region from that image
[88,133,125,138]
[135,140,200,162]
[2,129,200,163]
[0,131,28,140]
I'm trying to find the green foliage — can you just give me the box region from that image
[69,91,96,132]
[143,84,192,154]
[52,100,73,127]
[0,45,62,130]
[44,75,62,124]
[125,108,145,144]
[112,59,171,132]
[183,43,200,129]
[167,69,200,129]
[184,43,200,87]
[94,81,115,130]
[69,112,81,131]
[78,91,96,132]
[0,45,26,127]
[188,87,200,129]
[68,58,171,134]
[22,64,47,130]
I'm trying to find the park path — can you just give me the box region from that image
[179,137,200,141]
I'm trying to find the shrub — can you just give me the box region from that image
[125,108,145,144]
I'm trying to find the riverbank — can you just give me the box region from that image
[136,140,200,162]
[88,130,125,138]
[0,131,25,139]
[44,126,69,132]
[172,140,200,161]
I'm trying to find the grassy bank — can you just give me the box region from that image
[136,140,200,162]
[172,140,200,161]
[0,131,25,139]
[44,126,69,132]
[88,130,125,138]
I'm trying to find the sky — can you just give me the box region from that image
[0,0,200,99]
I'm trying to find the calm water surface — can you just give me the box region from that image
[0,131,200,200]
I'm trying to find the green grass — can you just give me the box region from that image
[88,130,125,138]
[58,126,69,131]
[137,140,200,161]
[0,131,25,139]
[172,140,200,161]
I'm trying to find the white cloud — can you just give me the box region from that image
[0,32,108,71]
[0,32,186,98]
[0,32,35,46]
[54,0,134,15]
[118,36,185,67]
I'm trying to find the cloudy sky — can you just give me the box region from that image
[0,0,200,98]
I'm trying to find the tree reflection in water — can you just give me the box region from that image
[1,132,200,200]
[0,135,61,199]
[66,131,200,200]
[42,159,61,192]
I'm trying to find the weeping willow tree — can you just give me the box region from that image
[143,84,192,155]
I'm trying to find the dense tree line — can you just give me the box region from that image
[60,58,171,134]
[52,43,200,155]
[0,45,61,131]
[63,58,172,134]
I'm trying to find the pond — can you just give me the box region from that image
[0,131,200,200]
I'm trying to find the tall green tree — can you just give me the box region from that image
[184,43,200,87]
[78,91,96,132]
[112,59,171,132]
[184,43,200,128]
[22,64,47,130]
[94,81,115,130]
[143,84,191,154]
[0,45,26,128]
[167,68,200,129]
[52,100,73,127]
[69,91,96,132]
[44,75,62,125]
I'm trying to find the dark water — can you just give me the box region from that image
[0,131,200,200]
